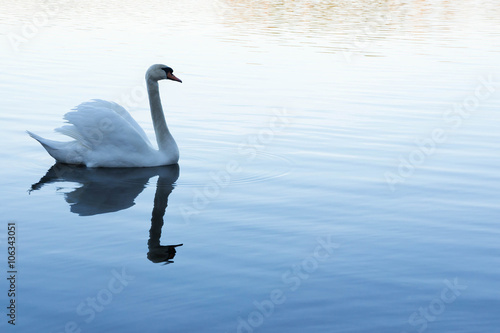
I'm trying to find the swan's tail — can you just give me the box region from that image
[27,131,85,165]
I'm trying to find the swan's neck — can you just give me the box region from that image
[147,79,175,151]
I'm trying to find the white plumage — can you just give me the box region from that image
[28,64,182,167]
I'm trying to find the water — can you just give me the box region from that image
[1,0,500,332]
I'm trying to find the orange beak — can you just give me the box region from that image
[166,72,182,83]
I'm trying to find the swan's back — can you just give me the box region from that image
[76,100,151,144]
[28,100,163,167]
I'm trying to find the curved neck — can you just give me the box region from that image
[146,79,174,151]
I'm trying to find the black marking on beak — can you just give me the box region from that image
[162,67,182,83]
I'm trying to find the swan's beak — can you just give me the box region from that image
[167,72,182,83]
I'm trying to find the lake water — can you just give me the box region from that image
[1,0,500,332]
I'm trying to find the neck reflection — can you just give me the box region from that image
[147,173,183,264]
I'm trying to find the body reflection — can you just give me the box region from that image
[30,163,183,264]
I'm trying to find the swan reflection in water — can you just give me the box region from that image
[30,163,183,265]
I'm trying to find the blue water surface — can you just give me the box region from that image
[1,1,499,332]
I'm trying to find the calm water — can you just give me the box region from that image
[1,0,500,332]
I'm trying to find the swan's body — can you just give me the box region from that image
[28,64,182,168]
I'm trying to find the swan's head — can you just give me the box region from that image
[146,64,182,83]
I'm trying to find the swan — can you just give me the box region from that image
[27,64,182,167]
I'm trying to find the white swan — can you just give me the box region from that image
[27,64,182,168]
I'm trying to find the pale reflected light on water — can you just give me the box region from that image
[1,0,500,332]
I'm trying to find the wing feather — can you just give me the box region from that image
[29,100,160,167]
[88,99,151,145]
[60,100,153,152]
